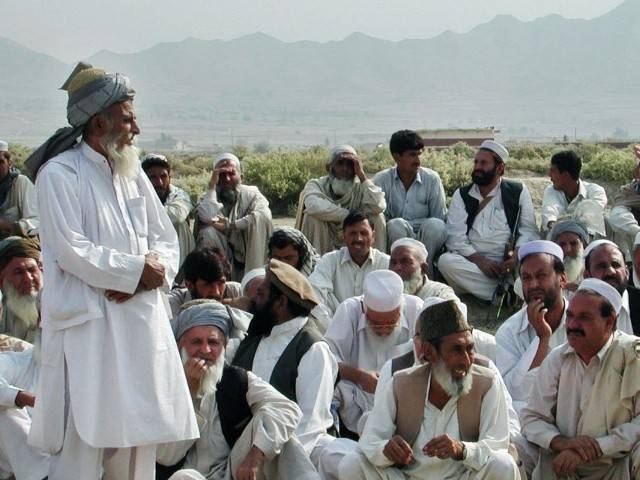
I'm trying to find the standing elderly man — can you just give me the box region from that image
[0,140,38,239]
[609,145,640,257]
[25,62,198,479]
[308,211,389,327]
[196,153,273,280]
[142,153,195,267]
[439,140,539,302]
[521,278,640,479]
[158,300,319,480]
[0,237,41,343]
[339,299,518,480]
[583,239,637,334]
[325,270,424,436]
[374,130,447,271]
[296,145,387,254]
[542,150,607,237]
[267,227,320,277]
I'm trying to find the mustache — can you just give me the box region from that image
[566,328,585,336]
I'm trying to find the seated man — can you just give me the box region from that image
[521,278,640,479]
[542,150,607,237]
[0,140,38,239]
[142,153,195,267]
[583,239,637,335]
[296,145,387,254]
[496,240,570,413]
[439,140,539,302]
[240,268,265,301]
[374,130,447,272]
[0,328,49,480]
[549,220,589,291]
[233,260,355,480]
[159,300,318,480]
[608,145,640,258]
[339,299,518,480]
[308,211,389,327]
[325,270,423,435]
[196,153,273,280]
[267,227,320,277]
[0,237,41,342]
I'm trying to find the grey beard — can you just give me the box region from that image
[3,281,39,331]
[100,133,140,179]
[432,357,472,398]
[330,177,354,198]
[181,347,226,397]
[403,269,424,295]
[563,255,584,284]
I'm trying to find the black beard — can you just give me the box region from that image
[247,298,278,337]
[217,185,238,205]
[525,288,560,310]
[156,188,169,204]
[472,166,498,186]
[602,275,628,295]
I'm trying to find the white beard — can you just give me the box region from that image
[181,347,226,397]
[563,255,584,284]
[432,357,472,398]
[3,281,39,331]
[330,177,354,197]
[403,269,424,295]
[100,133,140,179]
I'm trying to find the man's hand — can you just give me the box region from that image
[15,390,36,408]
[105,290,135,303]
[383,435,414,466]
[139,253,165,290]
[469,254,502,279]
[527,298,552,339]
[357,369,379,394]
[498,254,517,276]
[552,449,585,477]
[211,215,228,232]
[423,435,465,460]
[209,166,235,190]
[184,357,207,396]
[551,435,602,462]
[352,155,366,182]
[235,446,265,480]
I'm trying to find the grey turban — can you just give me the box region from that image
[173,300,233,342]
[25,62,135,179]
[268,227,320,277]
[549,220,589,245]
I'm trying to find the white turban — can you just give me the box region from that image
[583,239,620,259]
[363,270,403,312]
[576,278,623,315]
[518,240,564,262]
[241,267,266,296]
[390,238,428,262]
[214,153,241,170]
[479,140,509,163]
[0,141,7,152]
[331,145,357,160]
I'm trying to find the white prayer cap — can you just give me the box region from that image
[390,238,428,262]
[240,267,265,296]
[363,270,403,312]
[214,153,240,170]
[518,240,564,262]
[583,239,620,259]
[576,278,623,315]
[0,141,7,152]
[479,140,509,163]
[331,145,357,160]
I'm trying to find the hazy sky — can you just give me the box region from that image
[0,0,625,62]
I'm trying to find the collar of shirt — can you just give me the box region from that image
[520,295,568,334]
[469,178,502,201]
[268,315,308,338]
[80,141,110,167]
[562,330,615,363]
[392,167,423,185]
[355,295,411,333]
[339,246,374,266]
[576,180,587,199]
[622,289,630,317]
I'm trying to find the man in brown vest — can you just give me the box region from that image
[338,299,518,480]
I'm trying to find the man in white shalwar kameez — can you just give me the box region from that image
[521,279,640,479]
[25,62,198,479]
[0,140,38,239]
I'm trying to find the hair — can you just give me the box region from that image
[389,130,424,155]
[551,150,582,180]
[478,148,503,165]
[141,155,171,174]
[583,243,622,272]
[182,248,226,283]
[268,230,305,266]
[342,210,373,231]
[578,289,615,319]
[519,253,565,276]
[82,105,117,139]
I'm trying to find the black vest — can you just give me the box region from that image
[216,364,252,449]
[232,325,324,402]
[459,179,523,235]
[628,286,640,336]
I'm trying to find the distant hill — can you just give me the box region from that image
[2,0,640,146]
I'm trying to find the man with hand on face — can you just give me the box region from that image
[0,140,38,239]
[325,269,423,436]
[521,279,640,480]
[26,62,198,479]
[496,240,569,413]
[158,300,318,480]
[439,140,538,302]
[339,299,517,480]
[142,153,195,267]
[297,145,387,254]
[196,153,273,280]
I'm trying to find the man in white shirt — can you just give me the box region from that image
[325,270,423,435]
[339,299,518,480]
[542,150,607,237]
[232,259,356,480]
[609,145,640,258]
[521,278,640,479]
[439,140,539,302]
[549,220,589,291]
[26,62,198,479]
[0,140,38,239]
